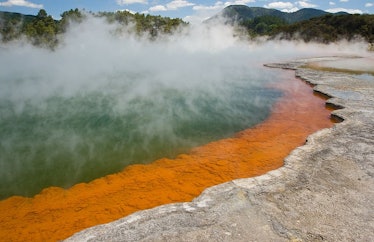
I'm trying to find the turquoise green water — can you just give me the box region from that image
[0,71,282,199]
[0,30,288,199]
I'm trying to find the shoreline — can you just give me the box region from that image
[0,69,335,241]
[65,56,374,241]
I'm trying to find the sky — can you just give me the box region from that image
[0,0,373,23]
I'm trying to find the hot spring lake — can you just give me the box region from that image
[0,65,286,199]
[0,26,297,199]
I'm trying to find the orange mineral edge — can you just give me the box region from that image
[0,70,336,242]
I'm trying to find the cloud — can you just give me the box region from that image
[149,4,167,11]
[189,0,299,24]
[329,1,335,5]
[264,1,299,12]
[365,3,373,7]
[339,0,348,2]
[326,8,363,14]
[166,0,195,10]
[281,7,299,12]
[192,2,225,11]
[190,1,246,24]
[226,0,256,4]
[0,0,43,8]
[264,1,294,9]
[191,0,255,12]
[149,0,195,12]
[116,0,148,5]
[186,2,226,24]
[190,0,255,12]
[297,1,317,8]
[117,8,136,14]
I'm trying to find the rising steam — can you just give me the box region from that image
[0,15,370,199]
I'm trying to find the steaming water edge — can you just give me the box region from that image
[0,61,282,199]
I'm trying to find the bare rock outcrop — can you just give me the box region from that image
[65,57,374,242]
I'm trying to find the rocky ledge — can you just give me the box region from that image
[65,57,374,242]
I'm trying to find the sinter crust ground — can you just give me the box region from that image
[65,56,374,242]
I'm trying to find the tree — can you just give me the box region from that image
[25,9,58,48]
[36,9,47,19]
[1,16,22,41]
[242,15,286,36]
[59,8,84,33]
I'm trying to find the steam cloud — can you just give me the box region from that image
[0,16,370,199]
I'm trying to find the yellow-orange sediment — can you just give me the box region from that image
[0,71,336,241]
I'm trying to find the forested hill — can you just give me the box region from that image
[206,5,347,24]
[0,9,186,48]
[207,5,373,44]
[275,14,374,43]
[0,11,36,24]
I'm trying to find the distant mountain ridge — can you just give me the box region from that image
[0,10,36,24]
[204,5,374,44]
[207,5,348,24]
